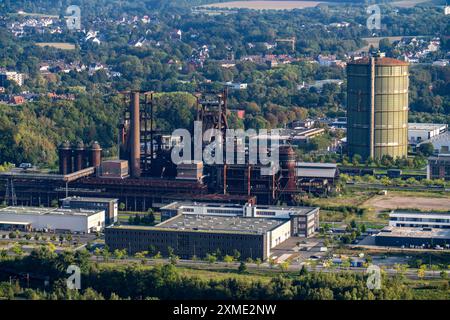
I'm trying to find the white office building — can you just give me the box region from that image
[389,210,450,229]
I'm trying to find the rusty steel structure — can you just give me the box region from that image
[58,141,103,175]
[0,88,338,211]
[196,88,229,142]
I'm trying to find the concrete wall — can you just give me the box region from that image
[268,220,291,248]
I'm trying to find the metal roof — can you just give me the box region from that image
[296,162,337,178]
[296,167,337,178]
[377,226,450,239]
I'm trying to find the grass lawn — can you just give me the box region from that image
[118,211,161,224]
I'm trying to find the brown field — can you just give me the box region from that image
[35,42,76,50]
[202,1,328,10]
[364,195,450,212]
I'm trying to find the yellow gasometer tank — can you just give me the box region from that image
[347,53,409,160]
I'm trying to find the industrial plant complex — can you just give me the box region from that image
[0,89,339,212]
[0,51,449,263]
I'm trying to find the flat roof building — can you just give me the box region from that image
[107,202,320,260]
[61,196,118,225]
[106,214,292,260]
[375,226,450,248]
[160,202,319,238]
[0,206,105,233]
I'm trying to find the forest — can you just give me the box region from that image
[0,247,418,300]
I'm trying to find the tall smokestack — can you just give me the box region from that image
[280,145,296,191]
[130,91,141,178]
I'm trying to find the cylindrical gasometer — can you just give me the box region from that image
[347,55,409,160]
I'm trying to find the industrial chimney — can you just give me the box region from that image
[130,91,141,178]
[280,145,296,191]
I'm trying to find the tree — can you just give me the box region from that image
[279,261,290,273]
[102,246,111,262]
[205,253,217,265]
[223,255,234,266]
[0,249,7,260]
[47,242,57,253]
[238,261,247,274]
[360,224,367,233]
[169,255,179,265]
[134,251,148,264]
[10,243,24,256]
[269,257,276,269]
[255,258,262,268]
[93,247,102,260]
[352,154,362,166]
[232,249,241,261]
[167,246,175,258]
[299,265,309,276]
[418,142,434,157]
[153,252,162,259]
[418,265,427,279]
[113,249,127,259]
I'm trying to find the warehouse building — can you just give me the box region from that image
[160,202,320,237]
[61,196,118,225]
[375,226,450,248]
[0,206,105,233]
[106,214,292,260]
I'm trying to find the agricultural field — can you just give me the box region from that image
[35,42,76,50]
[392,0,433,8]
[202,1,328,10]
